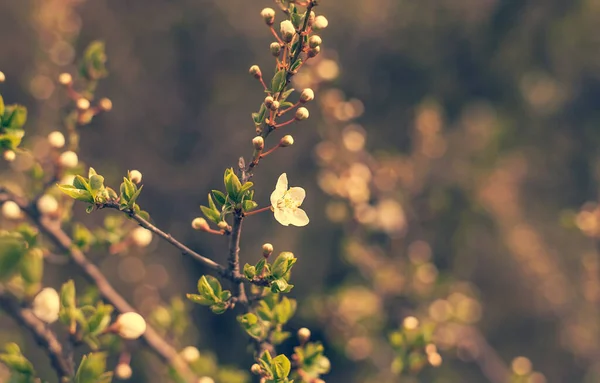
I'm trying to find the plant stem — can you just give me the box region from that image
[244,206,273,216]
[0,287,73,381]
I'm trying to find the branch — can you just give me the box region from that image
[0,190,197,383]
[228,213,247,305]
[0,287,73,381]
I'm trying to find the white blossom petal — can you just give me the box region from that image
[287,187,306,205]
[271,173,289,207]
[274,208,291,226]
[289,208,309,227]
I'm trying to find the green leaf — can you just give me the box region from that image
[0,95,4,118]
[225,171,243,202]
[243,264,256,279]
[58,184,94,203]
[271,279,294,293]
[196,276,219,302]
[274,296,296,324]
[73,175,90,191]
[242,200,258,212]
[60,280,76,309]
[86,303,113,336]
[75,352,109,383]
[0,235,27,280]
[279,88,295,103]
[210,302,228,314]
[290,58,303,72]
[271,355,291,379]
[20,248,44,285]
[127,185,143,208]
[2,105,27,129]
[186,293,214,306]
[200,205,220,224]
[271,252,297,279]
[0,128,25,149]
[211,190,227,206]
[0,354,34,375]
[80,40,108,81]
[89,174,105,192]
[271,69,287,94]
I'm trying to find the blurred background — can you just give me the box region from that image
[1,0,600,382]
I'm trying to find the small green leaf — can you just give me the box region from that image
[60,280,76,309]
[271,252,297,279]
[211,190,227,206]
[279,88,295,102]
[89,174,105,192]
[0,95,4,118]
[271,354,291,379]
[20,248,44,285]
[271,69,287,94]
[58,185,94,203]
[243,264,256,279]
[242,200,258,212]
[200,205,220,224]
[186,293,214,306]
[0,235,27,281]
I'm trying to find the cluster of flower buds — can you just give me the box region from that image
[57,72,112,125]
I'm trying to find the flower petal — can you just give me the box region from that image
[274,208,291,226]
[289,208,309,227]
[271,173,289,207]
[287,187,306,205]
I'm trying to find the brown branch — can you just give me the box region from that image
[0,190,197,383]
[228,213,248,305]
[0,287,73,381]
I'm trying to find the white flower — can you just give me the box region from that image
[181,346,200,363]
[270,173,309,227]
[32,288,60,323]
[115,312,147,339]
[115,363,132,379]
[313,15,329,30]
[47,131,65,148]
[37,194,59,215]
[2,201,22,220]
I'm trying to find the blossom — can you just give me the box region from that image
[47,131,65,148]
[115,312,147,339]
[270,173,309,227]
[32,288,60,323]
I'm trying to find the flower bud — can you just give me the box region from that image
[261,8,276,25]
[313,15,329,31]
[428,352,442,367]
[300,88,315,103]
[403,316,419,330]
[264,96,274,108]
[249,65,262,79]
[295,107,310,120]
[48,131,66,148]
[3,150,15,162]
[76,98,90,110]
[2,201,22,220]
[0,71,5,83]
[280,20,295,43]
[58,150,78,168]
[253,136,265,151]
[308,46,321,58]
[280,135,294,147]
[37,195,59,215]
[99,98,113,111]
[131,227,152,247]
[115,363,132,380]
[262,243,274,257]
[297,327,311,343]
[251,364,262,375]
[217,221,229,231]
[32,288,60,323]
[197,378,214,383]
[129,170,142,184]
[58,73,72,86]
[192,217,210,231]
[181,346,200,363]
[115,312,147,339]
[309,35,322,49]
[270,100,280,111]
[270,42,282,57]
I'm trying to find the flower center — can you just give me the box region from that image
[277,192,299,210]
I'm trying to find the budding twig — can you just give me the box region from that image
[244,206,273,217]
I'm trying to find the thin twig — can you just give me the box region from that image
[228,213,248,305]
[0,287,73,382]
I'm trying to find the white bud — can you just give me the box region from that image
[280,20,296,43]
[99,98,113,111]
[47,131,66,148]
[253,136,265,151]
[37,195,59,215]
[262,243,274,257]
[32,288,60,323]
[280,135,294,147]
[264,96,274,108]
[2,201,22,220]
[403,316,419,330]
[270,42,282,57]
[309,36,322,49]
[115,363,132,380]
[58,73,72,85]
[251,364,262,375]
[270,100,280,111]
[76,98,90,110]
[313,15,329,31]
[217,221,229,230]
[249,65,262,79]
[129,170,142,184]
[115,312,147,339]
[3,150,16,162]
[295,107,310,120]
[131,227,152,247]
[297,327,311,342]
[192,217,210,231]
[58,151,79,168]
[181,346,200,363]
[261,8,276,25]
[300,88,315,103]
[197,378,214,383]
